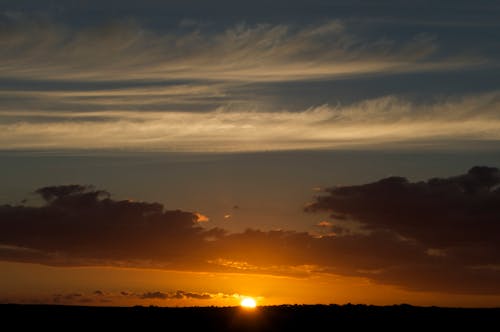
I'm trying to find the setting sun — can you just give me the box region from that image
[240,297,257,308]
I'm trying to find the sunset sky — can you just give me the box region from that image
[1,0,500,307]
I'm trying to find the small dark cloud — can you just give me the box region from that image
[139,290,213,300]
[53,293,84,304]
[35,185,109,203]
[171,291,184,299]
[14,289,223,305]
[140,292,168,300]
[181,291,213,300]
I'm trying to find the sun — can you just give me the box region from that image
[240,297,257,308]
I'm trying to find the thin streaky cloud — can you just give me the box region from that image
[0,16,488,82]
[1,93,499,152]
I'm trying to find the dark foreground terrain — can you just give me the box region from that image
[2,304,499,330]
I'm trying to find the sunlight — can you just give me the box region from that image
[240,297,257,309]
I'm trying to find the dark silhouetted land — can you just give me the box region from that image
[2,304,499,330]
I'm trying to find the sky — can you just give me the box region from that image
[1,0,500,307]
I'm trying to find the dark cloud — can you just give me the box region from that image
[35,185,109,202]
[6,289,223,305]
[140,292,168,300]
[0,185,206,263]
[306,166,500,247]
[306,166,500,292]
[53,293,83,304]
[182,291,213,300]
[1,176,499,294]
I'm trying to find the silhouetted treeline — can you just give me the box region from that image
[1,304,498,331]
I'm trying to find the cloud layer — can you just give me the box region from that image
[8,289,236,306]
[1,168,500,294]
[2,93,500,151]
[0,15,460,82]
[0,11,498,152]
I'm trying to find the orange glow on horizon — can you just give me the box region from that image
[2,262,500,308]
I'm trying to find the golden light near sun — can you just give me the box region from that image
[240,297,257,308]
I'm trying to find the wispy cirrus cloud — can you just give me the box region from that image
[0,13,484,83]
[1,92,500,151]
[0,12,498,152]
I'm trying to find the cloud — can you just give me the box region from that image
[0,185,205,264]
[0,14,497,152]
[1,92,500,151]
[0,15,471,83]
[316,221,332,228]
[181,291,213,300]
[140,292,169,300]
[53,293,84,304]
[305,166,500,292]
[1,175,500,294]
[20,289,219,305]
[194,212,210,223]
[306,166,500,248]
[138,290,213,300]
